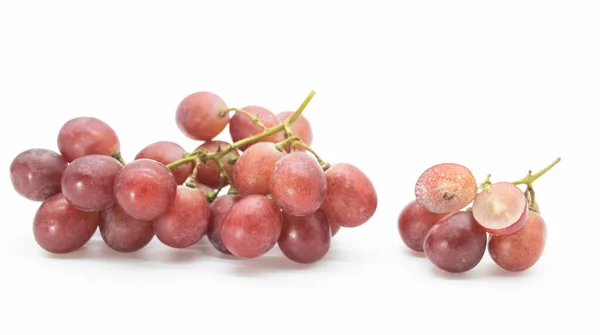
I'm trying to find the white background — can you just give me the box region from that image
[1,1,598,334]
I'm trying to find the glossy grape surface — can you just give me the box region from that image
[57,117,120,162]
[278,210,331,264]
[176,91,229,140]
[10,149,67,201]
[100,204,154,252]
[135,141,192,185]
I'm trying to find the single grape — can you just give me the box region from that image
[176,91,229,141]
[229,106,285,151]
[114,159,177,221]
[320,163,377,228]
[330,222,341,237]
[472,182,528,235]
[221,194,282,258]
[488,210,547,272]
[423,211,487,273]
[278,210,331,264]
[135,141,192,185]
[208,194,241,254]
[232,142,285,197]
[194,141,240,188]
[277,112,313,152]
[10,148,67,201]
[33,193,99,254]
[154,186,210,248]
[415,163,478,214]
[270,152,327,216]
[100,204,154,252]
[398,200,447,252]
[61,155,122,211]
[57,117,120,162]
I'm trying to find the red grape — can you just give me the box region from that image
[278,210,331,264]
[277,112,313,152]
[10,148,67,201]
[154,186,210,248]
[423,211,487,273]
[330,222,341,237]
[270,152,327,216]
[114,159,177,221]
[415,163,478,214]
[100,204,154,252]
[33,193,99,254]
[135,141,192,185]
[488,210,547,272]
[232,142,285,197]
[61,155,122,211]
[221,195,282,258]
[176,91,229,141]
[472,182,528,235]
[320,163,377,228]
[194,141,239,188]
[57,117,120,162]
[398,200,446,252]
[229,106,285,151]
[208,194,240,254]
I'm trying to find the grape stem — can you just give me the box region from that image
[218,107,266,130]
[512,157,561,210]
[112,151,126,165]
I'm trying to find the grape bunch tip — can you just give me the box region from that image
[9,90,378,265]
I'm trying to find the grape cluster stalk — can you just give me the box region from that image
[9,90,378,265]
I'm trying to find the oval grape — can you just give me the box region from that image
[472,182,528,235]
[415,163,478,214]
[176,91,229,141]
[398,200,446,252]
[57,117,120,162]
[33,193,99,254]
[135,141,192,185]
[99,204,154,252]
[278,210,331,264]
[232,142,285,197]
[10,148,67,201]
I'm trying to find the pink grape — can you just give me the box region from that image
[208,194,240,254]
[270,152,327,216]
[278,210,331,264]
[398,200,446,252]
[176,91,229,141]
[99,204,154,252]
[221,195,282,258]
[154,186,210,248]
[229,106,285,151]
[423,211,487,273]
[232,142,285,197]
[277,112,313,152]
[194,141,240,188]
[488,210,547,272]
[114,159,177,221]
[135,141,192,185]
[320,163,377,228]
[415,163,478,214]
[472,182,528,235]
[61,155,122,211]
[10,148,67,201]
[33,193,99,254]
[57,117,120,162]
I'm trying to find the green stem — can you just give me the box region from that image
[220,107,266,130]
[512,158,561,185]
[112,151,126,165]
[275,135,300,152]
[296,141,331,171]
[481,174,492,190]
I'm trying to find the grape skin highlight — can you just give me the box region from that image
[176,91,229,141]
[57,117,120,162]
[278,210,331,264]
[100,204,154,252]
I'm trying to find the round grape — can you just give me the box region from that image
[57,117,120,162]
[277,112,313,152]
[229,106,284,151]
[415,163,478,214]
[194,141,240,188]
[472,182,528,235]
[135,141,192,185]
[33,193,99,254]
[100,204,154,252]
[270,152,327,216]
[114,159,177,221]
[221,195,282,258]
[320,163,377,228]
[278,210,331,264]
[398,200,447,252]
[61,155,122,211]
[154,186,210,248]
[423,211,487,273]
[176,91,229,141]
[488,210,547,272]
[10,148,67,201]
[208,194,240,254]
[232,142,285,197]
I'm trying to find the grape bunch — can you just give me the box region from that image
[9,91,378,264]
[398,159,559,273]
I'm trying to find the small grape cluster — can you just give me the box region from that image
[398,159,559,273]
[9,91,378,264]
